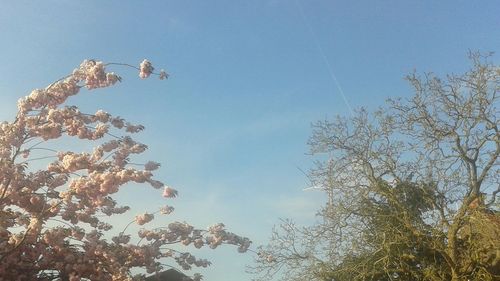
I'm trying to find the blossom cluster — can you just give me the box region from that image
[0,59,249,281]
[139,59,154,79]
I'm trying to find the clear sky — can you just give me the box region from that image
[0,1,499,280]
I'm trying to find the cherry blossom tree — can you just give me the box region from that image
[0,59,250,281]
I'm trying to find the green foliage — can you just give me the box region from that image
[320,181,452,281]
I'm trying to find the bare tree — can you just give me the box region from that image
[250,52,499,281]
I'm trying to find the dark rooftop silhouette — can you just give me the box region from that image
[144,269,193,281]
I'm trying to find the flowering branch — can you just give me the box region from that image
[0,58,249,281]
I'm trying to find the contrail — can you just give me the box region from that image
[294,0,354,116]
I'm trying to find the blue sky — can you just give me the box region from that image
[0,1,499,280]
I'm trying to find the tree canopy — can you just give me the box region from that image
[251,52,499,281]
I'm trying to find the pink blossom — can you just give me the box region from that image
[94,110,110,122]
[139,59,154,79]
[125,122,145,133]
[112,233,131,244]
[162,186,178,198]
[144,161,160,171]
[160,205,174,214]
[106,72,120,85]
[159,69,169,80]
[193,239,204,249]
[135,213,154,225]
[111,117,125,128]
